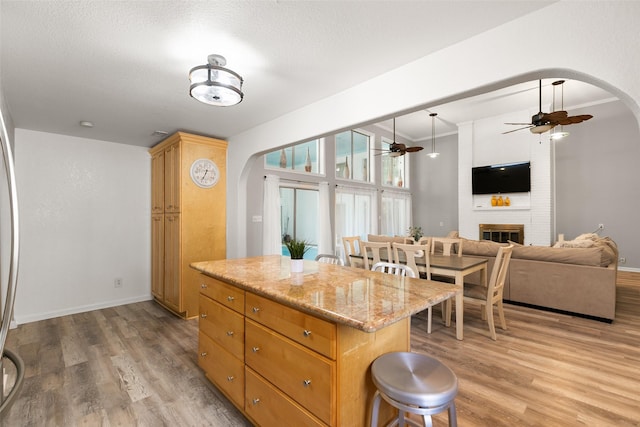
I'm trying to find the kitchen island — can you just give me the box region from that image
[191,255,459,427]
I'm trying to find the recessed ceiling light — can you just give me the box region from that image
[79,121,94,128]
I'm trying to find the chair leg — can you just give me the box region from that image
[370,390,382,427]
[497,300,507,330]
[427,307,432,334]
[422,414,434,427]
[486,303,497,340]
[448,401,458,427]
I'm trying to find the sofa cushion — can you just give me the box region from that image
[367,234,408,244]
[460,238,508,257]
[510,245,604,266]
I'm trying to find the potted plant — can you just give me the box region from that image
[285,239,309,273]
[407,226,423,242]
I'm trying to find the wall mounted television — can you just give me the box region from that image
[472,161,531,194]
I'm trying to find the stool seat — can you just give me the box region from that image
[370,352,458,427]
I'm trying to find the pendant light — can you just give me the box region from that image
[189,54,244,106]
[427,113,440,158]
[550,80,569,140]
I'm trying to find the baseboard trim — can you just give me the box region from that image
[14,294,153,326]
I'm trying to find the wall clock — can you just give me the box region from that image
[190,158,219,188]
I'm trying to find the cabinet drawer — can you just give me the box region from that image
[245,293,336,359]
[199,274,245,313]
[199,295,244,359]
[245,367,327,427]
[245,319,335,425]
[198,331,244,409]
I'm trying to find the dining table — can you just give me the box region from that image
[349,253,489,340]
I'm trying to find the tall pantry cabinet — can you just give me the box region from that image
[150,132,227,318]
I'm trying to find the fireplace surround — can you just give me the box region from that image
[479,223,524,244]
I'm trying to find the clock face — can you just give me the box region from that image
[190,158,219,188]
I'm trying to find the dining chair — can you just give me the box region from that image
[393,242,441,334]
[430,237,463,257]
[430,237,464,330]
[462,245,514,340]
[315,253,344,266]
[361,241,393,271]
[370,261,416,278]
[341,236,362,266]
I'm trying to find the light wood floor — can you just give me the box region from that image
[3,271,640,426]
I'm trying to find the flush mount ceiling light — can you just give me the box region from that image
[427,113,440,158]
[189,54,244,107]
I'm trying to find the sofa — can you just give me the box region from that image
[457,233,618,322]
[365,232,618,321]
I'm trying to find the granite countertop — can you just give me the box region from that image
[190,255,460,332]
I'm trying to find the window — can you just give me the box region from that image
[335,186,377,257]
[380,190,412,237]
[265,139,321,174]
[381,137,407,188]
[335,130,371,182]
[280,187,319,260]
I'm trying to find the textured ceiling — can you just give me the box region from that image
[1,0,613,147]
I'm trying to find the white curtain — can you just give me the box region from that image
[318,182,332,255]
[263,174,282,255]
[335,185,377,259]
[380,190,412,237]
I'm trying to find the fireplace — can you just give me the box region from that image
[479,224,524,244]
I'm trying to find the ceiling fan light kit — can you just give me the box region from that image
[504,79,593,137]
[189,54,244,107]
[373,117,424,157]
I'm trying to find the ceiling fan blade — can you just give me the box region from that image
[544,110,569,121]
[502,125,534,134]
[555,114,594,125]
[505,122,534,125]
[405,146,424,153]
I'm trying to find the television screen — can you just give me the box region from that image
[472,161,531,194]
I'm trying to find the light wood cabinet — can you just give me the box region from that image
[149,132,227,318]
[197,274,407,426]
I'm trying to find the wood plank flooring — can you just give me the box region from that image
[3,271,640,426]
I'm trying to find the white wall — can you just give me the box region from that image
[458,112,552,246]
[14,129,151,324]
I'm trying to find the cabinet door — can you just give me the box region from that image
[164,213,181,312]
[151,214,164,300]
[151,151,164,213]
[164,143,180,213]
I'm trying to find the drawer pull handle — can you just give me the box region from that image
[252,347,260,353]
[227,376,234,382]
[252,398,260,405]
[200,352,207,357]
[200,283,207,289]
[303,379,312,387]
[252,307,260,313]
[200,313,207,319]
[303,330,312,337]
[227,296,235,302]
[226,331,234,336]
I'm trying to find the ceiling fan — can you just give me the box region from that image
[374,118,424,156]
[503,80,593,135]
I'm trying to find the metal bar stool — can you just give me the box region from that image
[370,352,458,427]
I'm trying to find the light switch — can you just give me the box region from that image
[252,215,262,222]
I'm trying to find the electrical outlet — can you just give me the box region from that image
[114,278,123,288]
[619,257,626,264]
[598,223,605,230]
